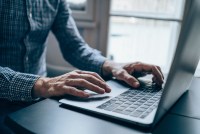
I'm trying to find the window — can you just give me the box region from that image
[68,0,86,11]
[68,0,95,22]
[107,0,187,74]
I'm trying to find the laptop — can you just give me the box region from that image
[59,0,200,128]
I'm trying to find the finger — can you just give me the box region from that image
[124,62,142,74]
[156,66,164,79]
[151,66,164,84]
[77,74,111,93]
[152,76,159,84]
[47,82,90,98]
[115,70,140,88]
[134,63,164,84]
[63,86,90,98]
[65,79,106,94]
[75,70,105,82]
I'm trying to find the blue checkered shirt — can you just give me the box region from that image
[0,0,106,101]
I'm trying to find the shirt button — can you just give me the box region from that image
[29,13,32,18]
[26,57,29,61]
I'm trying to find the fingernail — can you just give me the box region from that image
[84,93,90,98]
[159,79,164,85]
[106,87,111,93]
[133,82,140,88]
[100,89,105,94]
[106,86,112,93]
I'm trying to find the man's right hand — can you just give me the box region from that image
[33,70,111,98]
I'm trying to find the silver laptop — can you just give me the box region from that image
[59,0,200,128]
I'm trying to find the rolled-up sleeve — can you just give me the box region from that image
[51,0,106,75]
[0,67,40,101]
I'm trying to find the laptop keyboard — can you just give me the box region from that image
[97,81,162,119]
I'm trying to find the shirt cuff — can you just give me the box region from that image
[9,72,40,102]
[91,56,107,76]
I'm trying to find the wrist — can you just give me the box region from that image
[33,77,50,98]
[102,60,118,78]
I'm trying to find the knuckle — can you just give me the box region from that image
[126,77,133,82]
[68,73,77,78]
[84,74,91,79]
[118,70,126,77]
[92,72,99,76]
[135,61,142,65]
[89,75,97,81]
[79,79,87,84]
[65,79,71,84]
[157,66,161,70]
[54,83,62,89]
[152,65,157,70]
[68,88,76,95]
[52,83,57,88]
[74,70,80,73]
[97,81,105,88]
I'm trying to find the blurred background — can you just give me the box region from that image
[46,0,200,76]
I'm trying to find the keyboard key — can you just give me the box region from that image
[115,101,123,105]
[146,108,154,113]
[120,104,129,108]
[104,104,119,111]
[150,98,157,101]
[97,105,107,109]
[137,95,143,98]
[144,103,153,106]
[134,102,143,106]
[137,108,146,112]
[103,102,112,106]
[141,97,148,100]
[124,102,132,105]
[125,107,136,112]
[114,107,124,111]
[118,99,127,102]
[130,105,139,109]
[130,111,143,117]
[130,98,137,102]
[128,94,135,97]
[147,100,155,104]
[140,105,149,109]
[140,113,149,119]
[138,99,146,103]
[113,109,123,114]
[120,110,132,115]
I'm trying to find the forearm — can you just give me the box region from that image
[52,1,107,75]
[0,67,40,101]
[53,16,106,75]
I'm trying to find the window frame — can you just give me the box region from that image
[71,0,95,22]
[107,0,188,74]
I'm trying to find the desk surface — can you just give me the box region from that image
[3,78,200,134]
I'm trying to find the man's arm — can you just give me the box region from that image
[0,67,40,101]
[50,0,164,90]
[51,0,106,75]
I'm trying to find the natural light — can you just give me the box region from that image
[107,0,200,76]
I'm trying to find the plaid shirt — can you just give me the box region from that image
[0,0,106,101]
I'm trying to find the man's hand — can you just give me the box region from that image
[102,61,164,88]
[33,70,111,98]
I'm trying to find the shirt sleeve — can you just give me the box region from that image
[0,67,40,101]
[51,0,107,76]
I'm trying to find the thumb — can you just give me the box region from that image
[115,70,140,88]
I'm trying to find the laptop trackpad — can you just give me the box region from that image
[62,90,111,102]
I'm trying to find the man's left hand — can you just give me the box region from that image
[102,61,164,88]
